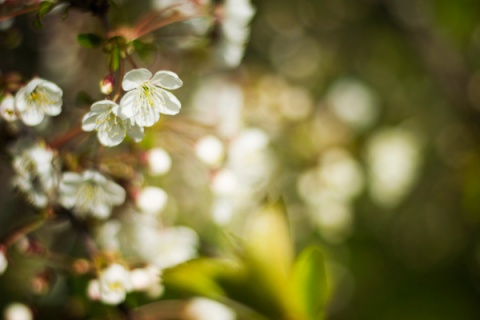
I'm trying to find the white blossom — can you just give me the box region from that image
[59,170,126,219]
[184,298,236,320]
[146,147,172,176]
[0,94,17,121]
[120,68,183,127]
[195,135,225,167]
[14,78,62,126]
[3,303,32,320]
[11,140,59,208]
[82,100,144,147]
[119,212,198,269]
[98,264,132,305]
[367,128,423,207]
[214,0,255,68]
[136,186,168,215]
[130,265,164,298]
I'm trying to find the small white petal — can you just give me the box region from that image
[82,112,98,131]
[151,71,183,90]
[122,68,152,91]
[97,122,126,147]
[20,108,45,126]
[43,100,62,116]
[91,100,117,113]
[126,123,144,142]
[159,90,181,115]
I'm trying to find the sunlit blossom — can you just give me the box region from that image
[98,263,132,305]
[14,78,63,126]
[195,135,225,167]
[130,265,164,298]
[136,186,168,214]
[82,100,144,147]
[120,68,183,127]
[59,170,126,219]
[146,147,172,176]
[11,140,59,208]
[0,94,17,121]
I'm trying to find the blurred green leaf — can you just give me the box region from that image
[245,202,293,288]
[77,34,103,49]
[109,44,121,72]
[33,1,55,29]
[290,246,328,320]
[163,258,231,298]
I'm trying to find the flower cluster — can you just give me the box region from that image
[82,69,183,147]
[1,78,63,126]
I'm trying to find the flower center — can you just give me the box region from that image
[27,88,54,108]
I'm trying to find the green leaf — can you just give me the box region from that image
[77,33,103,49]
[38,1,55,18]
[290,246,328,320]
[33,1,55,29]
[109,44,121,72]
[163,258,231,298]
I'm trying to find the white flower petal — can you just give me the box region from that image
[43,100,62,116]
[20,108,45,126]
[14,87,28,112]
[103,181,126,205]
[126,123,144,142]
[97,123,126,147]
[82,112,98,131]
[91,100,117,113]
[158,90,181,115]
[151,71,183,90]
[122,68,152,91]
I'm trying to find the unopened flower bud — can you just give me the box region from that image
[100,74,115,95]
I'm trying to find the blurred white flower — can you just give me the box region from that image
[297,148,363,205]
[120,69,183,127]
[11,141,59,208]
[15,78,63,126]
[146,148,172,176]
[195,135,225,167]
[184,298,235,320]
[121,213,198,269]
[59,170,126,219]
[82,100,144,147]
[214,0,255,68]
[327,79,379,131]
[136,186,168,214]
[367,127,423,207]
[210,169,239,197]
[130,265,164,298]
[87,279,101,301]
[0,250,7,275]
[0,94,17,121]
[150,226,199,269]
[227,128,272,185]
[98,264,132,305]
[190,78,244,138]
[3,303,32,320]
[96,220,121,251]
